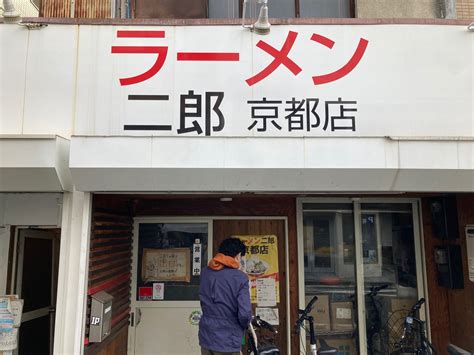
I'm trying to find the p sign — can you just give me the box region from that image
[91,316,101,326]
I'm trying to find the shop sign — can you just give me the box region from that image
[192,240,202,276]
[72,25,472,138]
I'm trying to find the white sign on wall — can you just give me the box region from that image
[74,25,473,138]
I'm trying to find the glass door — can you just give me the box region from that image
[360,203,421,355]
[130,220,211,355]
[302,202,358,354]
[299,199,425,355]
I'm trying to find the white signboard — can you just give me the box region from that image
[73,25,473,138]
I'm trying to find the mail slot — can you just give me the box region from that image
[89,291,113,342]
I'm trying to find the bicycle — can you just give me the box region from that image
[350,284,389,355]
[392,298,438,355]
[295,296,338,355]
[366,284,389,355]
[247,315,281,354]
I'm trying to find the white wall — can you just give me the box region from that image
[0,193,62,295]
[0,25,77,137]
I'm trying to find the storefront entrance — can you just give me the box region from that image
[128,217,289,355]
[10,228,60,355]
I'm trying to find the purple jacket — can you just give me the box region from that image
[198,266,252,353]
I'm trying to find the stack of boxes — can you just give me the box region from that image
[304,294,418,354]
[305,295,356,354]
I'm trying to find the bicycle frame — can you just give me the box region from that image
[400,317,437,355]
[396,299,437,355]
[246,316,280,355]
[295,296,337,355]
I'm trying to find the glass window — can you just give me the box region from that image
[300,0,351,18]
[208,0,352,18]
[136,223,208,301]
[208,0,239,19]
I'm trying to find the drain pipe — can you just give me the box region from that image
[443,0,456,19]
[2,0,21,23]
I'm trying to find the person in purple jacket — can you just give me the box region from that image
[199,238,252,355]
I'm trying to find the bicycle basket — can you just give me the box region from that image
[383,309,422,354]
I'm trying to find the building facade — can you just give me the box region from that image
[1,1,473,354]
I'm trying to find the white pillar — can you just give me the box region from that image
[53,191,91,355]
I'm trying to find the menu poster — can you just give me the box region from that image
[236,235,279,304]
[142,248,191,283]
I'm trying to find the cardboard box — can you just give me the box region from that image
[305,295,330,331]
[381,297,416,335]
[330,302,354,331]
[307,338,356,355]
[328,338,356,355]
[386,297,417,313]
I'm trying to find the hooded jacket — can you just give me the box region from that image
[198,253,253,353]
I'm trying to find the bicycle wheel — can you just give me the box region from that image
[371,332,383,355]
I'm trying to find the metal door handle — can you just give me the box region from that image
[136,307,142,327]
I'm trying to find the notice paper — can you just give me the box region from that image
[152,283,164,300]
[256,307,279,326]
[256,278,276,307]
[0,296,21,352]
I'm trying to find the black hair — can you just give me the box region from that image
[218,238,246,257]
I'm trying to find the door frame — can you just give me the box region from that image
[9,227,60,355]
[296,197,427,354]
[128,216,290,355]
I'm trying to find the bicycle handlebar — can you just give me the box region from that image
[303,295,318,316]
[295,295,318,334]
[369,284,389,296]
[252,316,278,334]
[411,298,425,313]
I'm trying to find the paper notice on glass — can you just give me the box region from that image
[10,300,23,327]
[0,298,14,333]
[256,278,276,307]
[0,328,18,351]
[256,307,279,326]
[152,283,164,300]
